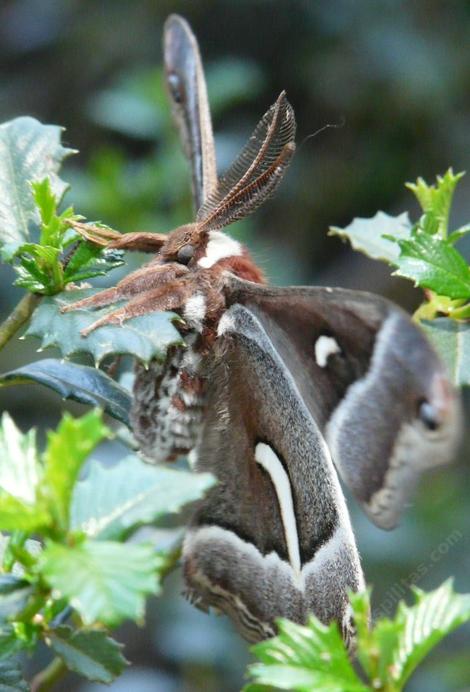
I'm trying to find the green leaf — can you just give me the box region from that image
[0,657,28,691]
[329,211,411,264]
[390,580,470,686]
[0,625,28,662]
[63,244,124,283]
[0,414,49,532]
[0,576,32,620]
[390,231,470,299]
[71,455,215,539]
[247,617,368,692]
[41,411,110,531]
[421,319,470,386]
[0,414,39,504]
[0,117,75,260]
[39,540,161,626]
[448,223,470,244]
[48,626,127,683]
[25,290,184,365]
[0,359,132,427]
[406,169,465,238]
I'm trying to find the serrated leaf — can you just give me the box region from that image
[63,244,124,283]
[25,290,183,365]
[48,626,127,683]
[71,455,215,539]
[406,169,465,237]
[0,576,32,620]
[41,411,110,531]
[390,580,470,686]
[0,657,28,691]
[329,211,411,264]
[247,617,368,692]
[40,540,161,626]
[0,117,75,260]
[391,231,470,299]
[421,319,470,386]
[0,359,132,427]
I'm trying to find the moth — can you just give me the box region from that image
[64,15,461,644]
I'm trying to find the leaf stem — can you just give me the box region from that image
[0,292,41,351]
[31,656,67,692]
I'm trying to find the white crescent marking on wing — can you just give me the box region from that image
[314,335,341,367]
[255,442,301,574]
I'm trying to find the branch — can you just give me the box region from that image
[0,293,41,351]
[30,656,67,692]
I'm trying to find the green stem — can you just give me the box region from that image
[30,657,67,692]
[0,293,41,351]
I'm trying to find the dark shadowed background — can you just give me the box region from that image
[0,1,469,690]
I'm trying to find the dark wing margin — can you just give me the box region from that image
[164,14,217,210]
[223,277,461,530]
[183,303,363,644]
[196,92,296,231]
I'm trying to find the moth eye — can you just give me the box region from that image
[177,244,195,265]
[418,400,441,431]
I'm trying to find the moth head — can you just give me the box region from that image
[160,222,206,266]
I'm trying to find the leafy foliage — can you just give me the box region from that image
[40,540,161,626]
[0,359,132,426]
[47,627,128,683]
[0,117,74,260]
[10,179,123,295]
[25,290,184,365]
[247,582,470,691]
[331,169,470,384]
[71,454,215,540]
[0,411,213,686]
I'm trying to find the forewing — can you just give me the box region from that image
[164,14,217,210]
[183,303,363,644]
[196,92,296,231]
[225,277,461,530]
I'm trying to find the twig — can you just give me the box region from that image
[0,293,41,351]
[30,657,67,692]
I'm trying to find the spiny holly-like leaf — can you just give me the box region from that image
[41,411,110,532]
[0,359,132,427]
[0,117,75,260]
[25,290,184,365]
[389,231,470,299]
[421,319,470,386]
[71,455,215,540]
[39,540,161,626]
[329,211,411,264]
[390,580,470,687]
[406,169,465,237]
[246,617,368,692]
[0,414,49,531]
[0,657,28,690]
[47,626,128,683]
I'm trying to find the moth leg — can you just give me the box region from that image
[61,261,189,313]
[69,220,167,252]
[80,280,195,336]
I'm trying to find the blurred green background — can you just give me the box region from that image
[0,1,469,690]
